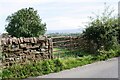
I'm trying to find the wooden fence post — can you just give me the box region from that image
[48,38,53,59]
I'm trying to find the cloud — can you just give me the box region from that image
[0,0,118,33]
[46,16,89,30]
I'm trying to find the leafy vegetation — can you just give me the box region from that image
[5,7,46,37]
[82,5,120,53]
[2,49,120,79]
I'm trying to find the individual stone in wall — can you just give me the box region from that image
[24,38,30,43]
[12,37,17,44]
[18,38,21,44]
[1,38,6,46]
[5,39,8,46]
[5,38,9,45]
[40,48,46,52]
[42,42,45,47]
[20,44,26,48]
[33,37,37,43]
[30,38,34,43]
[20,37,24,43]
[9,38,12,45]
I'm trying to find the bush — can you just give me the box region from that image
[53,59,65,72]
[82,4,119,53]
[41,60,52,74]
[97,49,119,61]
[63,58,80,69]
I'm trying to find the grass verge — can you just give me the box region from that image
[1,49,120,79]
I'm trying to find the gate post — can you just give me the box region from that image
[48,38,53,59]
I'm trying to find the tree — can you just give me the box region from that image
[82,4,119,53]
[5,7,46,37]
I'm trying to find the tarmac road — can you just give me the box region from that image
[37,57,119,78]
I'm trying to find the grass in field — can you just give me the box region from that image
[53,48,71,58]
[53,48,90,58]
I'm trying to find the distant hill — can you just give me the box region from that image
[46,29,83,34]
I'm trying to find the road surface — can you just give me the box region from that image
[36,57,119,78]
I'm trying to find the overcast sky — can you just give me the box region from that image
[0,0,119,33]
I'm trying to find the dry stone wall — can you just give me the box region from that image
[0,36,53,67]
